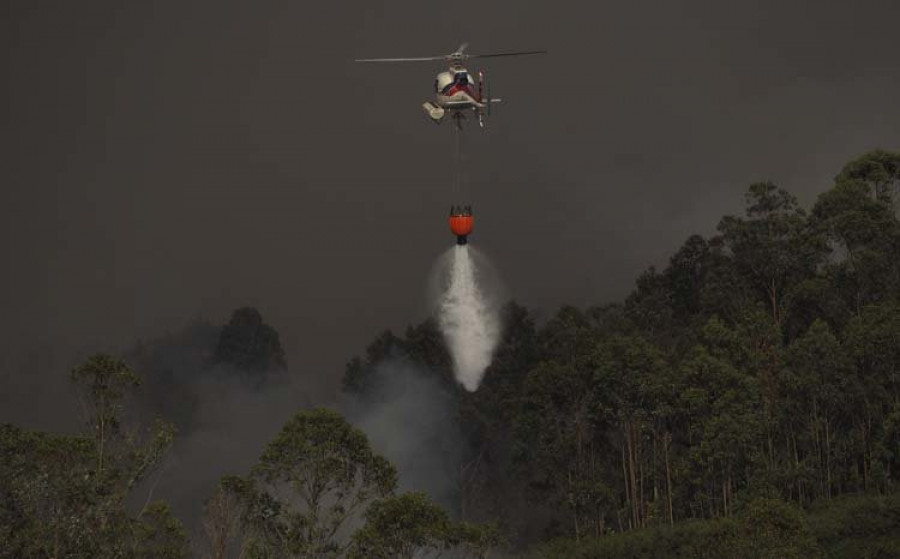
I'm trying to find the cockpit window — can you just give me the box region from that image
[441,72,471,94]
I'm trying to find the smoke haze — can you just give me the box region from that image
[3,0,900,407]
[152,372,309,531]
[3,0,900,550]
[342,360,464,513]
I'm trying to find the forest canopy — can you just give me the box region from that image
[2,150,899,558]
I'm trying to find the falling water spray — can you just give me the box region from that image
[435,245,501,391]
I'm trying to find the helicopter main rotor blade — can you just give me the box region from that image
[355,56,446,63]
[355,47,547,63]
[467,50,548,59]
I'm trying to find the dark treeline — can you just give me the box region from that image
[2,150,899,558]
[343,150,900,555]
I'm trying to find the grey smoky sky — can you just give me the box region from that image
[2,0,900,408]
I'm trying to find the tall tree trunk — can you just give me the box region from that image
[652,427,659,518]
[812,401,823,500]
[97,396,107,477]
[664,432,674,526]
[622,442,631,530]
[626,422,639,529]
[769,278,780,325]
[568,471,581,541]
[825,419,832,498]
[637,423,644,528]
[721,471,728,518]
[791,426,802,504]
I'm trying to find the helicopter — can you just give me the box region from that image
[355,43,546,128]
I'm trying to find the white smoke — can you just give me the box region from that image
[342,361,464,513]
[434,245,502,391]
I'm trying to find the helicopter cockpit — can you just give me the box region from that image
[436,71,472,95]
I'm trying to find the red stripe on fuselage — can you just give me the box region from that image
[443,84,479,101]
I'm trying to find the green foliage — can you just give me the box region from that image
[132,502,190,559]
[808,493,900,558]
[71,353,141,472]
[339,154,898,548]
[717,181,823,326]
[514,360,604,534]
[126,319,220,430]
[835,149,900,205]
[740,498,821,558]
[223,408,398,558]
[256,408,397,495]
[0,424,99,558]
[339,149,900,549]
[457,302,540,524]
[7,150,899,557]
[214,307,287,375]
[526,495,900,559]
[523,498,823,559]
[349,492,450,558]
[212,408,502,558]
[0,354,187,559]
[811,152,900,316]
[341,319,456,396]
[349,492,500,559]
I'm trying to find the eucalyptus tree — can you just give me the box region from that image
[223,408,397,558]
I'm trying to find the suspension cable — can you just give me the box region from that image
[453,121,462,198]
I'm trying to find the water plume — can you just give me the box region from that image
[434,245,501,391]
